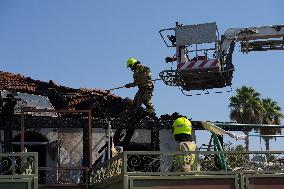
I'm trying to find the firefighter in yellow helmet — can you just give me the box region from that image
[171,116,197,172]
[125,58,155,115]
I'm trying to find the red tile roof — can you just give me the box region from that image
[0,71,118,98]
[0,71,36,92]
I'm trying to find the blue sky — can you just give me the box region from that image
[1,0,284,150]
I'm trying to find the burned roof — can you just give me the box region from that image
[0,71,137,118]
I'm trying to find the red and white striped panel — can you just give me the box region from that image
[177,59,221,71]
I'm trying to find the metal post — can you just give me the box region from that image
[21,109,25,152]
[107,121,111,160]
[82,127,87,167]
[57,139,61,184]
[88,110,92,168]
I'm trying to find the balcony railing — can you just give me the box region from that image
[89,151,284,185]
[0,152,38,178]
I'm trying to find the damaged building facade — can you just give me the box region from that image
[1,71,284,189]
[0,71,179,185]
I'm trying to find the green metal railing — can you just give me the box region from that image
[90,153,123,184]
[89,150,284,185]
[0,152,38,178]
[0,152,38,189]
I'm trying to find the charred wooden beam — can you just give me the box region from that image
[0,115,261,131]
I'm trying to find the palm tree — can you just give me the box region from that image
[260,98,283,150]
[229,86,263,151]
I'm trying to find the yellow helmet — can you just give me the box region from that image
[172,117,192,135]
[127,58,138,68]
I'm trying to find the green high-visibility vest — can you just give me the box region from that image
[173,142,197,170]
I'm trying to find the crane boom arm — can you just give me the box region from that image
[221,24,284,52]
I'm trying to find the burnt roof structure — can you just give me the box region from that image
[0,71,264,131]
[0,70,148,168]
[0,71,140,118]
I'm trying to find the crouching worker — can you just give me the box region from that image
[171,116,197,172]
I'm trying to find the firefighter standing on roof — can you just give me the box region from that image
[171,116,197,172]
[125,58,155,115]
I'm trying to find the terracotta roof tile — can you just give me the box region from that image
[0,72,36,92]
[0,71,119,98]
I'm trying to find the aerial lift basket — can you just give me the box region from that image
[159,22,234,95]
